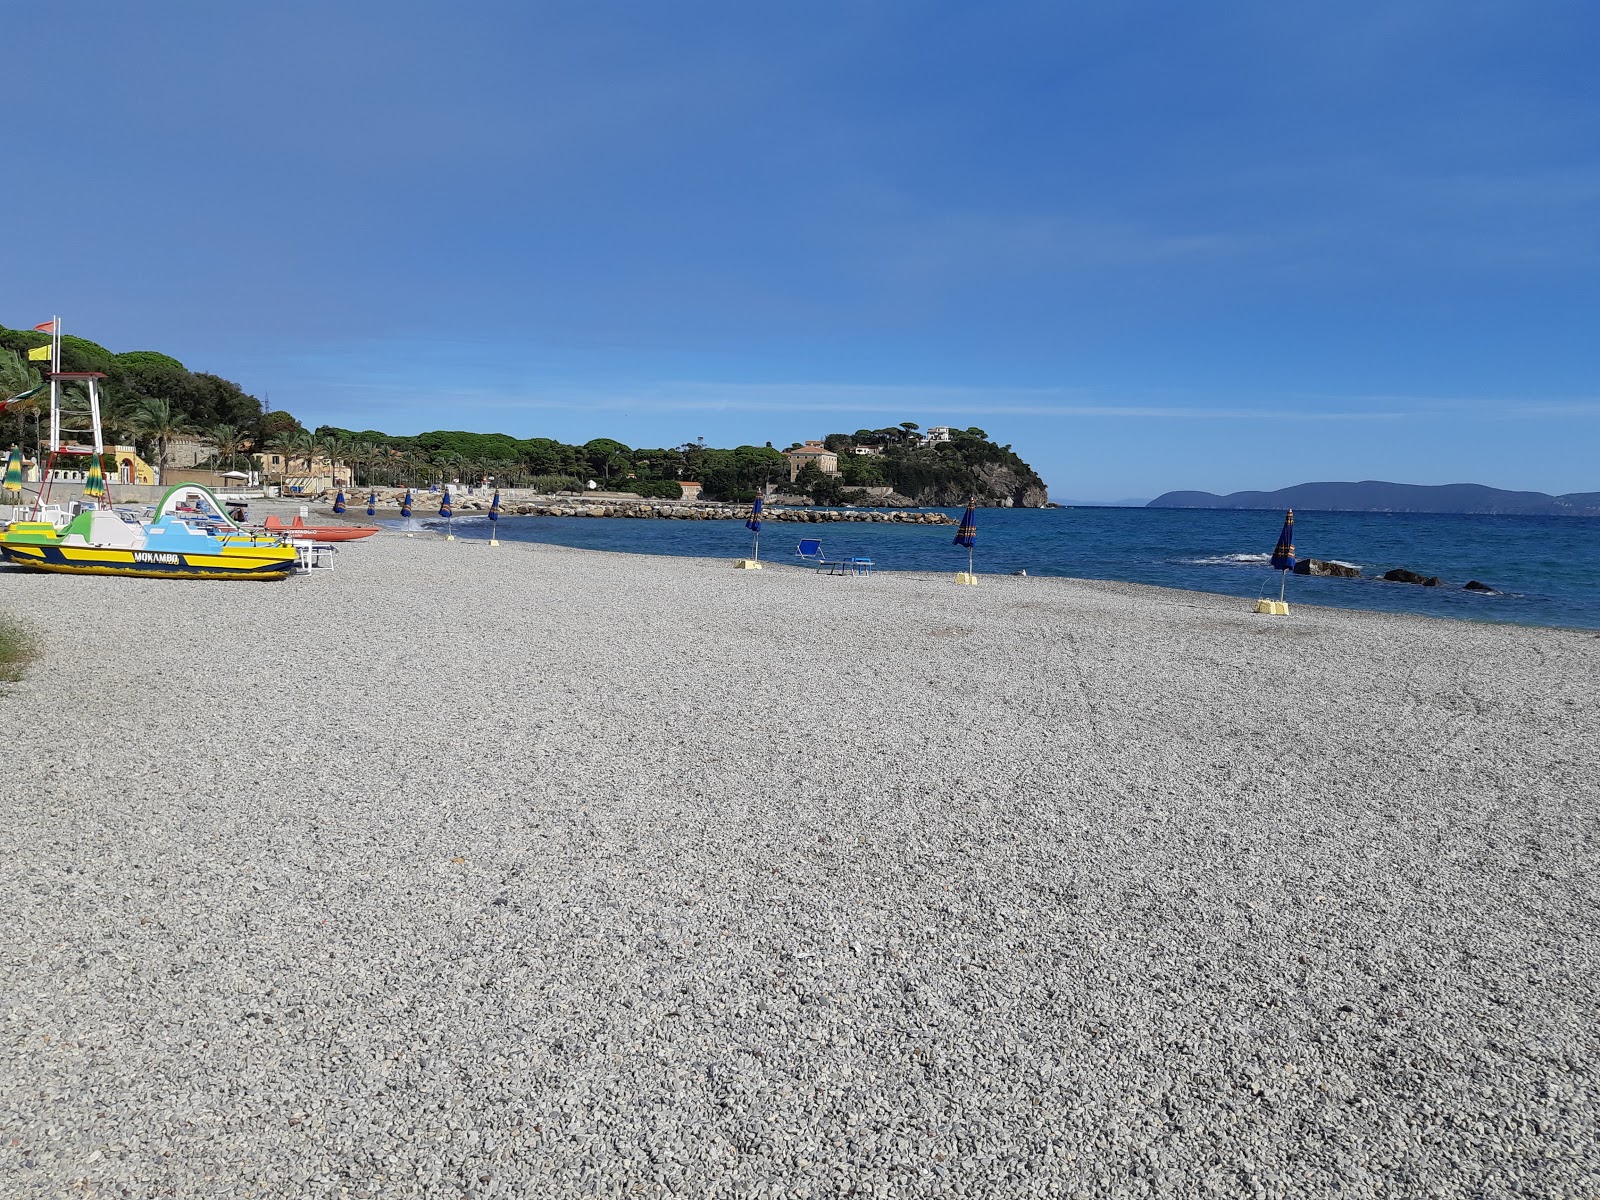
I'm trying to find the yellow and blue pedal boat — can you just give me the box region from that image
[0,487,298,580]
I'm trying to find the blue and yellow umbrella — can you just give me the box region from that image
[953,498,977,577]
[439,488,453,520]
[488,490,501,544]
[744,494,763,561]
[366,491,377,517]
[3,447,24,495]
[83,456,106,500]
[1269,509,1295,604]
[333,489,347,514]
[400,490,413,518]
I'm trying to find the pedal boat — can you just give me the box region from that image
[0,508,298,579]
[263,515,380,542]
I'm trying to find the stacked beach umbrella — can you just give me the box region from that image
[488,490,501,546]
[83,456,107,504]
[439,488,454,540]
[3,447,23,509]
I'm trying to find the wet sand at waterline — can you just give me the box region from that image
[2,531,1596,1198]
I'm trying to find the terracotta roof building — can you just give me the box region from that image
[782,440,839,482]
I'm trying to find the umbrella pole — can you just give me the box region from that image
[753,530,760,563]
[1279,569,1287,604]
[968,545,974,577]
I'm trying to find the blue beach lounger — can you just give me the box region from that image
[796,539,823,564]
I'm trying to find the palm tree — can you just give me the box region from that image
[348,440,374,487]
[132,397,188,480]
[0,349,40,403]
[1,350,45,457]
[267,431,299,484]
[326,435,354,487]
[290,429,319,482]
[210,423,244,474]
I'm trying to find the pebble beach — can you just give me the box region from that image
[2,528,1596,1199]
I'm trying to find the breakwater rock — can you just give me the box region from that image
[334,491,956,524]
[1294,558,1362,578]
[497,501,956,524]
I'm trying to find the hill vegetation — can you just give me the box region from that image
[1,324,1048,504]
[806,425,1047,507]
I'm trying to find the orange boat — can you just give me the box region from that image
[263,515,380,542]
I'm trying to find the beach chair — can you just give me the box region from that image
[796,539,823,565]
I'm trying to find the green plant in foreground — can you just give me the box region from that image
[0,615,35,684]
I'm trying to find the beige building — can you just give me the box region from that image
[782,441,839,482]
[259,450,341,492]
[163,435,216,470]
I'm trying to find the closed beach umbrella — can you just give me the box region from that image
[4,447,24,494]
[953,498,977,578]
[488,490,501,545]
[366,491,377,517]
[1269,509,1295,604]
[333,489,347,514]
[439,487,454,540]
[83,456,106,500]
[400,490,413,518]
[745,495,763,562]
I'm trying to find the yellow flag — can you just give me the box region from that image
[26,344,50,361]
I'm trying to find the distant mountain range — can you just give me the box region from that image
[1147,481,1600,517]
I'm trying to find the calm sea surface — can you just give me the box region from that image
[426,506,1600,630]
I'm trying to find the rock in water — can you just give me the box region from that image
[1383,568,1429,585]
[1464,580,1496,593]
[1294,558,1361,578]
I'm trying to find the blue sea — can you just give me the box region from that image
[429,506,1600,630]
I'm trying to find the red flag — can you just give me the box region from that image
[33,320,55,332]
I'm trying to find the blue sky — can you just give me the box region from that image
[9,1,1599,499]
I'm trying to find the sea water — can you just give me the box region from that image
[430,506,1600,630]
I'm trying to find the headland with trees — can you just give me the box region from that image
[1,324,1046,505]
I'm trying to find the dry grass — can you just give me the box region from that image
[0,615,34,684]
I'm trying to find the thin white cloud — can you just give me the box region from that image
[317,377,1413,421]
